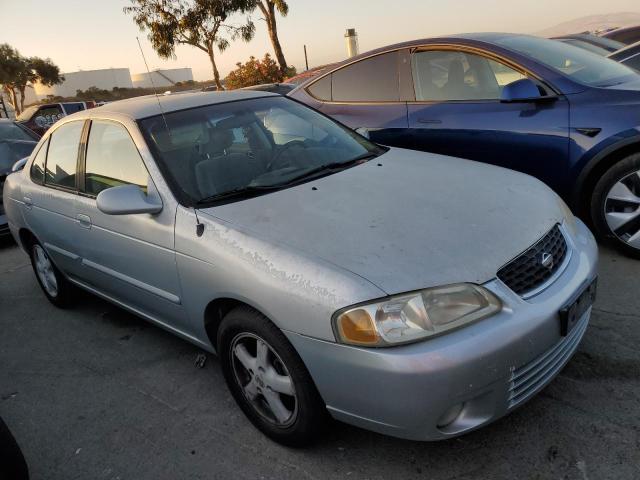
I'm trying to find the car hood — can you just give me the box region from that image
[199,148,565,295]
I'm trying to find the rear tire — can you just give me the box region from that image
[591,153,640,259]
[218,306,327,446]
[28,240,74,307]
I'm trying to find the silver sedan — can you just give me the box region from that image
[2,91,598,445]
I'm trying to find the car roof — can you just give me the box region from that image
[70,90,277,121]
[290,33,532,89]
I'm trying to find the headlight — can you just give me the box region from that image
[333,283,502,347]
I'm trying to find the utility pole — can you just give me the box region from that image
[303,45,309,71]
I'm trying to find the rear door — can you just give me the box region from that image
[406,48,570,193]
[73,119,186,330]
[304,50,411,146]
[22,120,85,275]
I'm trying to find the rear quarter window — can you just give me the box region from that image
[330,52,400,102]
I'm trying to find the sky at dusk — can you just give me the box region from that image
[3,0,640,81]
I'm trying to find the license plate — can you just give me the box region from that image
[560,278,597,336]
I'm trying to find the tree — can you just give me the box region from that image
[18,57,63,112]
[125,0,256,90]
[251,1,289,76]
[0,44,63,115]
[0,44,25,115]
[224,53,292,88]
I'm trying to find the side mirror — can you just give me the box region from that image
[96,184,163,215]
[500,78,544,103]
[11,157,29,172]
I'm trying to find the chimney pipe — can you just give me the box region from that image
[345,28,359,58]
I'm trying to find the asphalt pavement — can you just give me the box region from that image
[0,237,638,480]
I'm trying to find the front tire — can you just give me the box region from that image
[218,306,327,446]
[29,241,74,307]
[591,153,640,259]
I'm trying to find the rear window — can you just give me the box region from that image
[331,52,400,102]
[45,121,83,189]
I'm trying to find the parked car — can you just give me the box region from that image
[3,91,598,445]
[553,37,611,56]
[609,41,640,71]
[16,102,93,136]
[603,25,640,45]
[551,33,625,54]
[0,119,39,237]
[289,33,640,257]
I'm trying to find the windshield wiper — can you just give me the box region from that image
[196,184,281,205]
[275,152,379,185]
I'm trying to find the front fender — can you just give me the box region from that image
[571,127,640,209]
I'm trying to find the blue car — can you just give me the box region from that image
[289,33,640,257]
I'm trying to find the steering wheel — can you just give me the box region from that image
[268,140,308,171]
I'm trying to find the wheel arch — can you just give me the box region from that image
[572,136,640,220]
[204,297,273,353]
[17,228,38,251]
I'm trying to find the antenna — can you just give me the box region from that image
[136,37,171,136]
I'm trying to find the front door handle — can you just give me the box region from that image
[23,196,33,209]
[76,214,92,229]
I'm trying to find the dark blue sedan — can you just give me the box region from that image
[289,33,640,257]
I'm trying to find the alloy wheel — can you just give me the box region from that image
[33,245,58,297]
[230,332,298,427]
[604,170,640,249]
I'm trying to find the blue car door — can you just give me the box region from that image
[406,48,570,193]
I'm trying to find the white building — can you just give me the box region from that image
[131,68,194,88]
[34,68,134,99]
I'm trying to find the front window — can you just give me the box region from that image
[84,121,149,196]
[139,96,382,205]
[494,35,637,87]
[412,50,527,101]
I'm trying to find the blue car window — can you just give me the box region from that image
[412,50,525,101]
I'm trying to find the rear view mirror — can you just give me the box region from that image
[500,78,545,103]
[96,184,163,215]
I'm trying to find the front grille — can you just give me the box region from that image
[508,311,589,409]
[497,225,568,296]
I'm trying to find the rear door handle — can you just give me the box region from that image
[23,196,33,209]
[416,118,443,125]
[76,214,92,229]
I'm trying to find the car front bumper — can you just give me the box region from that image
[285,219,598,441]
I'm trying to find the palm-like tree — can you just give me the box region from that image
[254,1,289,77]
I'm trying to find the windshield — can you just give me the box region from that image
[0,122,38,142]
[494,35,638,87]
[139,96,381,205]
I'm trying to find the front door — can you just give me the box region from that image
[73,119,186,330]
[406,48,570,193]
